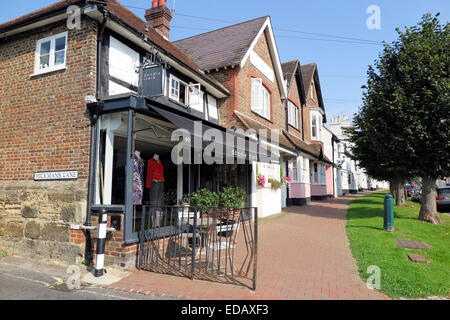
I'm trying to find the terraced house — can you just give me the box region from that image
[0,0,262,270]
[175,18,337,213]
[0,0,345,274]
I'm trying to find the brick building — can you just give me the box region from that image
[0,0,259,269]
[0,0,340,273]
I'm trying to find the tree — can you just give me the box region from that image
[347,14,449,223]
[346,44,416,206]
[395,14,449,223]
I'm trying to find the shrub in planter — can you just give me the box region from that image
[219,186,246,210]
[183,189,219,215]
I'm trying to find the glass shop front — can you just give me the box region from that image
[91,103,252,243]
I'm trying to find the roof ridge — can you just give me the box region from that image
[281,59,299,66]
[173,15,269,43]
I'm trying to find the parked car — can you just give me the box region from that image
[436,186,450,212]
[405,184,414,197]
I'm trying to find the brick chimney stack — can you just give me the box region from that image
[145,0,173,40]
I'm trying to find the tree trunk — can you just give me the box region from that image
[389,180,394,197]
[392,179,405,206]
[419,176,440,224]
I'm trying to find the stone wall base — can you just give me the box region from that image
[0,236,83,264]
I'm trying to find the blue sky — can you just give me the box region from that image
[2,0,449,122]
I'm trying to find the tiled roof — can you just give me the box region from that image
[281,60,299,88]
[0,0,228,95]
[0,0,82,31]
[300,62,316,94]
[283,130,333,164]
[283,130,319,157]
[234,111,296,151]
[174,16,269,71]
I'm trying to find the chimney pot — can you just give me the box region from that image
[152,0,158,8]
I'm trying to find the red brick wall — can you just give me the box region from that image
[0,19,97,181]
[209,31,287,133]
[303,78,321,143]
[287,76,304,139]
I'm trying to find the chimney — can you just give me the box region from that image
[145,0,173,40]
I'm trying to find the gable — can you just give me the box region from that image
[240,19,287,99]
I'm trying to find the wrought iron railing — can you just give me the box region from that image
[137,206,258,290]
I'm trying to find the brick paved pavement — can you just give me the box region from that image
[105,192,389,300]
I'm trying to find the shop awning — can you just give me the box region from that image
[149,105,260,162]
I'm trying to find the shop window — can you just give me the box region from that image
[34,31,67,75]
[95,112,129,205]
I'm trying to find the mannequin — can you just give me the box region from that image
[146,154,164,203]
[147,153,164,226]
[133,150,144,205]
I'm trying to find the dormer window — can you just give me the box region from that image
[34,31,67,75]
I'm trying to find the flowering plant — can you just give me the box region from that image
[268,178,282,190]
[256,174,266,187]
[281,176,291,188]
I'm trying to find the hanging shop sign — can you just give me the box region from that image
[140,47,166,97]
[142,65,164,97]
[34,170,78,181]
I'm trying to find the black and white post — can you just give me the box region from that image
[94,208,108,277]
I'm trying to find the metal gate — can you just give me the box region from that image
[137,206,258,290]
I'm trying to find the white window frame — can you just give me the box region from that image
[207,94,218,120]
[302,158,309,183]
[188,83,203,112]
[251,77,270,120]
[312,162,326,185]
[169,74,182,101]
[33,31,68,76]
[310,81,315,102]
[311,112,322,141]
[289,158,300,183]
[312,162,319,184]
[287,100,298,128]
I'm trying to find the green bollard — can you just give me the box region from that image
[384,194,394,232]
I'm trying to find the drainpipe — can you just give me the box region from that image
[84,10,108,265]
[96,10,108,100]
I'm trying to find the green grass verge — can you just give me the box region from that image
[346,191,450,299]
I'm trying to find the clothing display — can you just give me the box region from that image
[146,158,164,188]
[132,153,145,205]
[148,180,164,206]
[148,180,164,227]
